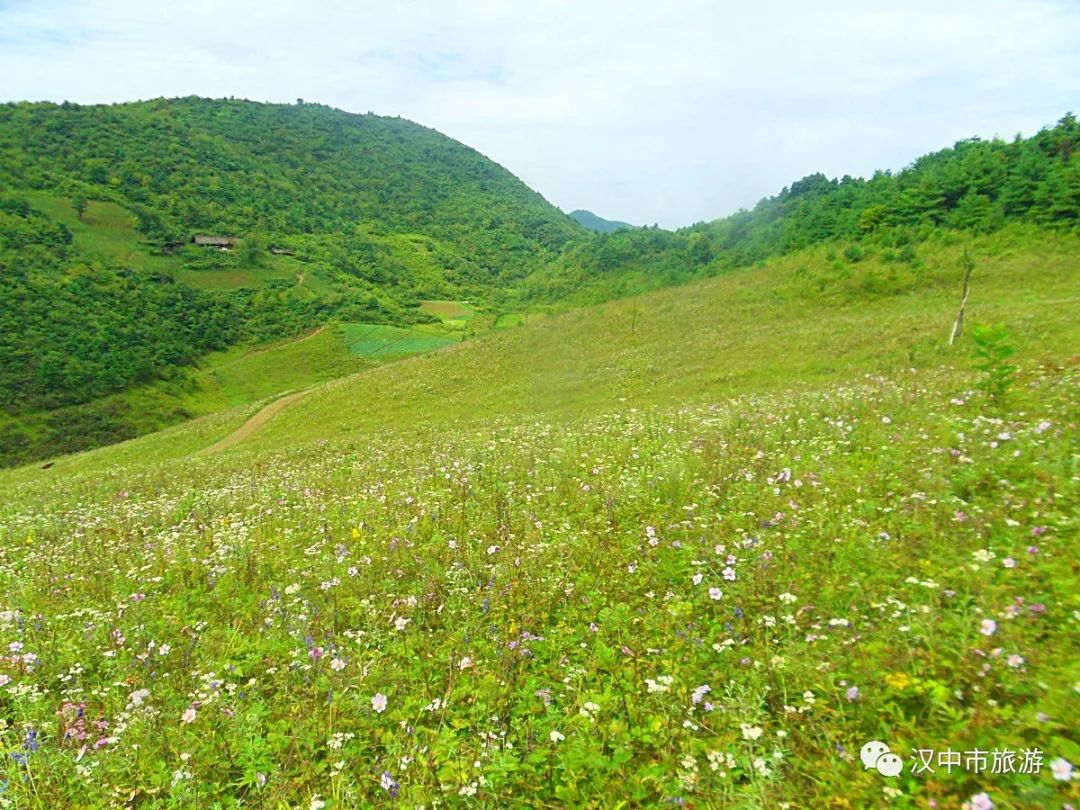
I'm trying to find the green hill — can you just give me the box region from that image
[0,97,579,269]
[529,115,1080,306]
[2,223,1076,807]
[0,98,582,464]
[569,208,637,233]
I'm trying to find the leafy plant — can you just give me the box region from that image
[970,323,1018,400]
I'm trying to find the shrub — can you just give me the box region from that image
[970,323,1017,401]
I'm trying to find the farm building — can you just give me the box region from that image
[192,235,238,248]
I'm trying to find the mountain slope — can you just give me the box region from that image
[1,224,1075,808]
[0,97,583,464]
[569,208,636,232]
[527,114,1080,307]
[4,105,1079,466]
[0,98,580,269]
[12,222,1077,478]
[209,225,1080,455]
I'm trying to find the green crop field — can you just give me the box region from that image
[1,223,1076,807]
[342,324,458,359]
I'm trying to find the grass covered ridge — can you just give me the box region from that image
[226,224,1080,457]
[5,105,1077,466]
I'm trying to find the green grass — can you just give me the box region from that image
[420,300,476,321]
[493,312,526,328]
[229,225,1079,454]
[0,321,461,471]
[24,191,181,274]
[185,322,457,415]
[9,224,1078,480]
[173,258,302,290]
[24,191,314,293]
[132,322,458,440]
[187,325,369,408]
[0,224,1076,808]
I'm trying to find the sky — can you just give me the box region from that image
[2,1,1079,229]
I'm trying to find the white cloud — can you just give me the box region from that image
[1,0,1078,227]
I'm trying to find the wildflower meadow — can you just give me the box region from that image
[1,358,1076,807]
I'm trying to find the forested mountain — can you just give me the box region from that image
[0,97,579,268]
[525,114,1080,304]
[0,98,583,462]
[569,208,636,233]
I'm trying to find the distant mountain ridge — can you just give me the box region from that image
[569,209,636,233]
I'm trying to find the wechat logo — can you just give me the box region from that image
[861,740,904,778]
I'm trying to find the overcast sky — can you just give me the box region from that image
[2,1,1079,228]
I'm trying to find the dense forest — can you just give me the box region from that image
[0,197,231,411]
[524,114,1080,304]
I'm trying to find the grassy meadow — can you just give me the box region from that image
[22,193,181,276]
[0,225,1077,808]
[212,224,1080,459]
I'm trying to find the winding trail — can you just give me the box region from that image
[198,389,312,455]
[230,325,326,363]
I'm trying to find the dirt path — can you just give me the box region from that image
[230,324,326,362]
[292,323,321,342]
[198,389,312,455]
